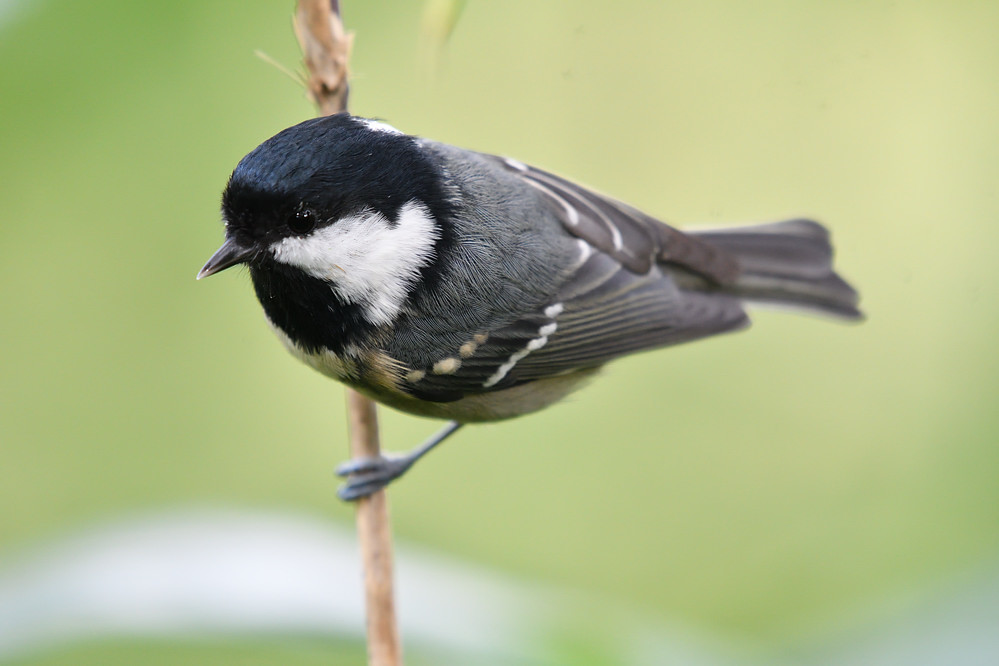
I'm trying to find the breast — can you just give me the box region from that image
[268,312,598,423]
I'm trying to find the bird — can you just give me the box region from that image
[198,113,861,500]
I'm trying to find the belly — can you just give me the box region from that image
[355,367,600,423]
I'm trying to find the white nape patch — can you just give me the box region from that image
[359,119,403,135]
[523,179,580,226]
[504,157,528,172]
[483,308,562,388]
[270,200,439,326]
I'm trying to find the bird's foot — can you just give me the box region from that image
[335,454,415,501]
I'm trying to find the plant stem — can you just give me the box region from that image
[293,2,402,664]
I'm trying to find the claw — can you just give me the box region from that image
[335,454,414,501]
[335,456,384,477]
[337,477,390,502]
[332,421,464,502]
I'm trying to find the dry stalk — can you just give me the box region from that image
[293,2,402,664]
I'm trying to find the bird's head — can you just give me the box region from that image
[199,114,452,327]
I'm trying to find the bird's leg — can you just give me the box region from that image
[335,421,464,501]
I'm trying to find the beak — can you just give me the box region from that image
[197,236,256,280]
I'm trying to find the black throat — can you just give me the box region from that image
[249,260,378,356]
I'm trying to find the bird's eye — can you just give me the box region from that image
[288,209,317,235]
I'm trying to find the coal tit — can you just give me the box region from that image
[199,114,861,500]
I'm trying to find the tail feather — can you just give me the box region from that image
[690,219,862,320]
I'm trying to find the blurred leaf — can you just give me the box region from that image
[421,0,466,47]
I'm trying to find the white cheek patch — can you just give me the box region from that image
[270,200,439,325]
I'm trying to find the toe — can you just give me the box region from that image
[335,456,384,477]
[337,476,386,501]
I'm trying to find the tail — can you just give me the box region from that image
[689,219,862,320]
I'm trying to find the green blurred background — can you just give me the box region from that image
[2,0,998,662]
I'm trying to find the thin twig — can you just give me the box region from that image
[294,0,353,116]
[293,2,402,665]
[345,390,401,666]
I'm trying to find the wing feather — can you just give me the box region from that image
[493,156,742,285]
[399,154,751,403]
[403,254,747,400]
